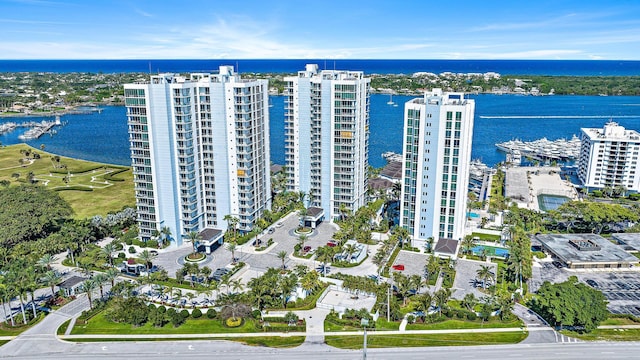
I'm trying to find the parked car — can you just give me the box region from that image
[392,264,405,271]
[210,268,231,281]
[327,240,338,247]
[303,246,312,253]
[268,227,275,234]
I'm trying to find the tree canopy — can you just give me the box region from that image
[0,185,73,248]
[530,277,608,332]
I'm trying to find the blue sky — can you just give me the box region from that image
[1,0,639,60]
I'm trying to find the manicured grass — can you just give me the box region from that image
[71,312,261,335]
[406,318,523,330]
[57,319,71,335]
[0,313,46,336]
[601,317,640,326]
[470,232,501,242]
[66,336,306,348]
[228,336,305,348]
[562,328,640,341]
[0,144,134,218]
[325,331,527,349]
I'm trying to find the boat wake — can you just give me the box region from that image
[480,115,640,119]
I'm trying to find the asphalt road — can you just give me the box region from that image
[2,341,640,360]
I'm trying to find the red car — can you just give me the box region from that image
[327,240,338,247]
[392,264,405,271]
[303,246,312,253]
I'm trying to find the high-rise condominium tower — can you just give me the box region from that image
[578,122,640,192]
[284,64,370,220]
[124,67,271,248]
[400,89,475,247]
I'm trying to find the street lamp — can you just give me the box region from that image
[361,318,369,360]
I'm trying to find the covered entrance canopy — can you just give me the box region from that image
[198,228,224,254]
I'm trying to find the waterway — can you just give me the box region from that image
[1,94,640,167]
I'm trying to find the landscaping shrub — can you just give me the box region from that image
[466,311,478,321]
[206,309,217,319]
[53,186,93,192]
[103,168,129,182]
[146,239,158,249]
[128,246,136,254]
[180,309,190,319]
[191,308,202,319]
[252,309,262,319]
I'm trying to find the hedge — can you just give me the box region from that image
[103,168,129,182]
[53,186,94,192]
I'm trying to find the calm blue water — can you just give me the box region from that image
[1,59,640,75]
[2,94,640,167]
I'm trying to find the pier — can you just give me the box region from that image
[496,135,581,164]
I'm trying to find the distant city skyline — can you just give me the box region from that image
[1,0,639,60]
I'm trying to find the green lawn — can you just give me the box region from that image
[325,331,527,349]
[470,232,501,242]
[562,328,640,341]
[71,312,261,335]
[0,313,46,336]
[406,318,523,330]
[65,336,306,348]
[0,144,134,218]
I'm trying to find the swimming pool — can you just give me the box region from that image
[472,245,509,257]
[467,212,480,219]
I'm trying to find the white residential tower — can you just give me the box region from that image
[400,89,475,247]
[124,67,271,249]
[284,64,370,220]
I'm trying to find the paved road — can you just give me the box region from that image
[2,341,640,360]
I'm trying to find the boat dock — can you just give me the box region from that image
[496,135,581,164]
[17,119,61,140]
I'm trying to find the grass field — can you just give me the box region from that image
[0,144,134,218]
[562,328,640,341]
[65,336,306,348]
[325,331,527,349]
[405,318,523,330]
[70,312,262,335]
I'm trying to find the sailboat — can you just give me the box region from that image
[387,94,395,105]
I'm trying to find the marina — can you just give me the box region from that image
[495,135,582,164]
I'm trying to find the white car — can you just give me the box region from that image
[275,222,284,228]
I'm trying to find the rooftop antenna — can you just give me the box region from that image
[148,61,152,74]
[236,61,239,73]
[324,59,327,71]
[333,60,336,71]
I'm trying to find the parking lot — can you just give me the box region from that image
[579,272,640,317]
[451,259,498,300]
[390,250,428,277]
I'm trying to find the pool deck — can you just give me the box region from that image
[505,166,578,211]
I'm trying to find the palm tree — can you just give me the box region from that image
[462,293,478,312]
[344,243,357,263]
[101,243,116,266]
[36,254,56,271]
[231,279,244,294]
[414,293,433,320]
[395,226,410,249]
[183,263,199,288]
[226,241,238,264]
[434,288,451,316]
[138,249,156,274]
[186,231,202,255]
[298,234,308,249]
[105,268,119,288]
[80,278,98,309]
[160,226,172,247]
[461,235,477,256]
[277,250,288,270]
[42,270,61,298]
[93,273,108,299]
[476,265,495,290]
[223,214,240,242]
